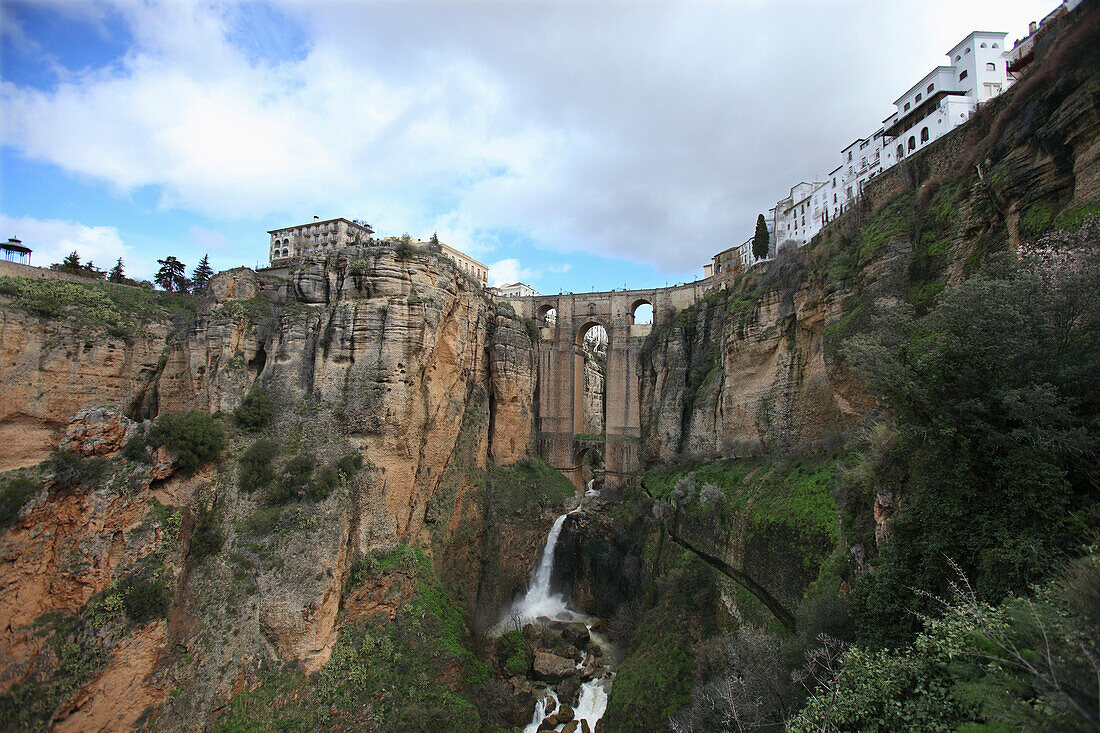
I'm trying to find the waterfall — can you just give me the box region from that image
[513,513,576,623]
[507,506,615,732]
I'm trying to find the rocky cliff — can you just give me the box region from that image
[0,246,560,729]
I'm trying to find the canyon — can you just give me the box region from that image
[1,6,1098,731]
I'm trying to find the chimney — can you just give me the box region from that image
[314,215,319,222]
[1029,21,1037,33]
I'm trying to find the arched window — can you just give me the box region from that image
[897,144,904,159]
[986,62,996,71]
[908,136,916,152]
[920,127,929,143]
[904,102,911,111]
[915,93,922,103]
[980,42,987,48]
[992,43,999,49]
[959,70,968,81]
[928,83,935,93]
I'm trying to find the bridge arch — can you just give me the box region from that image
[537,302,558,326]
[628,298,653,325]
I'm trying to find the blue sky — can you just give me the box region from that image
[0,0,1052,290]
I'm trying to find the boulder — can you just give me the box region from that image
[59,407,139,458]
[557,704,575,723]
[561,722,578,733]
[562,622,590,649]
[532,651,576,682]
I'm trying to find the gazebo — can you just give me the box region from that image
[1,237,31,264]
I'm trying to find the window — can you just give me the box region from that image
[915,93,922,103]
[897,144,905,159]
[992,43,999,49]
[965,47,970,54]
[986,62,996,71]
[959,69,968,81]
[833,193,837,203]
[928,83,935,93]
[908,136,916,152]
[956,54,962,61]
[920,127,929,143]
[904,102,911,111]
[848,151,853,161]
[980,42,987,48]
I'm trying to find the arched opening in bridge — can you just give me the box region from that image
[575,445,605,491]
[629,299,653,325]
[537,304,558,327]
[574,322,607,439]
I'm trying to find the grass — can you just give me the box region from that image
[486,457,574,515]
[215,544,484,733]
[0,275,195,339]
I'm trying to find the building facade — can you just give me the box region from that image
[269,217,375,262]
[498,282,540,297]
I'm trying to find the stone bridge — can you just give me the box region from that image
[512,280,716,489]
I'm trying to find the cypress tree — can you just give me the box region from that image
[108,257,125,283]
[752,214,770,260]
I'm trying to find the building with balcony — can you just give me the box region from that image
[269,217,374,262]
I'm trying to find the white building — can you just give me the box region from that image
[770,29,1015,247]
[882,32,1011,167]
[772,180,827,253]
[498,282,539,297]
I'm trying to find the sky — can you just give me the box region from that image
[0,0,1054,291]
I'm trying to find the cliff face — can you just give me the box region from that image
[0,247,552,728]
[638,10,1100,466]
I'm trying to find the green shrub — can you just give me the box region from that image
[335,453,363,477]
[307,466,337,501]
[44,450,107,492]
[394,240,417,261]
[233,388,271,432]
[122,432,150,463]
[120,575,170,622]
[498,630,532,676]
[269,452,316,505]
[239,438,278,493]
[147,411,225,474]
[0,475,40,528]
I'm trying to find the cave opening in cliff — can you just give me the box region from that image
[574,322,607,440]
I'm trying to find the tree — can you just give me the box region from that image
[51,251,82,273]
[108,258,125,283]
[752,214,770,260]
[155,256,187,292]
[845,251,1100,646]
[428,232,442,253]
[191,254,214,291]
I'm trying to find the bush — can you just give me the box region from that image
[335,453,363,477]
[120,575,170,622]
[394,240,417,261]
[269,452,317,505]
[147,411,225,474]
[233,388,271,432]
[498,630,532,676]
[239,438,277,494]
[122,433,150,463]
[44,450,107,492]
[0,475,40,528]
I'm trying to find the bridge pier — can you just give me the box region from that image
[520,281,714,488]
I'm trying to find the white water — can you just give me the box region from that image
[523,689,559,733]
[507,502,615,731]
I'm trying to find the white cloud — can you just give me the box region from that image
[0,215,145,279]
[1,0,1050,275]
[489,258,570,288]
